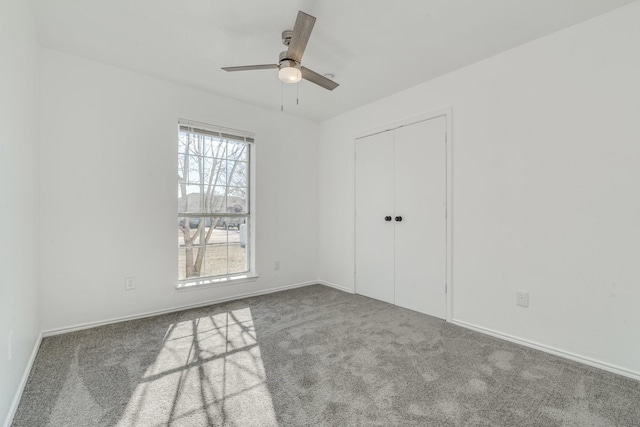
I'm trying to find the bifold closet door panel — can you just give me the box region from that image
[394,117,447,318]
[355,130,395,304]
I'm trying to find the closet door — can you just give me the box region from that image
[394,117,447,318]
[355,130,395,304]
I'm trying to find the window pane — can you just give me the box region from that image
[201,220,248,277]
[178,217,192,246]
[178,133,188,153]
[182,135,199,158]
[227,160,247,187]
[203,244,227,277]
[228,243,248,275]
[225,217,248,274]
[187,155,201,184]
[227,141,248,162]
[178,154,186,180]
[204,157,226,187]
[178,185,203,213]
[178,215,219,280]
[221,216,246,230]
[202,192,217,214]
[178,246,205,280]
[227,188,248,214]
[202,186,228,213]
[204,137,225,158]
[189,135,202,156]
[178,248,188,280]
[178,217,211,245]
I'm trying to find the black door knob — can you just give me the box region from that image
[384,216,392,222]
[395,216,403,222]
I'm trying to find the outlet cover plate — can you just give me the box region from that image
[517,290,529,307]
[125,277,136,290]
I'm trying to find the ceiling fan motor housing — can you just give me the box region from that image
[278,50,299,69]
[281,30,293,46]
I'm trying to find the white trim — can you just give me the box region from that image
[317,280,355,294]
[353,107,454,322]
[44,281,317,337]
[176,274,259,292]
[4,332,43,427]
[444,108,453,322]
[452,319,640,382]
[178,118,255,140]
[353,107,452,140]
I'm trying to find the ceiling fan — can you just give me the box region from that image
[221,11,339,91]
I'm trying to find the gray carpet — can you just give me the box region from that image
[12,285,640,426]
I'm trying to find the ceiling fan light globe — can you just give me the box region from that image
[278,66,302,83]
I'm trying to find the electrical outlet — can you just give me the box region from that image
[274,260,280,271]
[516,290,529,307]
[125,277,136,290]
[8,331,13,360]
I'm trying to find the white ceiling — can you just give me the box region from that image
[29,0,635,122]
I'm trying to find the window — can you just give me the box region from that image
[177,120,253,285]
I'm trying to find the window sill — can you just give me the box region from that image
[176,274,259,292]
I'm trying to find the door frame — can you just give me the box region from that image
[353,107,453,322]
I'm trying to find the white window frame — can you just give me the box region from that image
[176,119,257,290]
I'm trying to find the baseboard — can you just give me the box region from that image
[4,332,43,427]
[43,281,318,337]
[452,319,640,382]
[317,280,355,294]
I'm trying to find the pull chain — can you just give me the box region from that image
[296,81,299,105]
[281,81,284,112]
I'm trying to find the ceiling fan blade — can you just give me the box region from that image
[221,64,278,72]
[286,11,316,63]
[301,67,339,91]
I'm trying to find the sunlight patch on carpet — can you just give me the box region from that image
[116,308,277,426]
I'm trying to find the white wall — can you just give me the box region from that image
[0,0,41,424]
[318,2,640,377]
[39,49,319,331]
